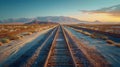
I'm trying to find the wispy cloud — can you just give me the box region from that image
[81,4,120,17]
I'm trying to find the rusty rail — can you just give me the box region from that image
[44,26,60,67]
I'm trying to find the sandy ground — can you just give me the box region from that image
[0,27,54,64]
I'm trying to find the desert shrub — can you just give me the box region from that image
[7,35,21,40]
[100,35,108,40]
[0,42,3,46]
[1,38,10,43]
[90,34,96,38]
[22,32,32,36]
[106,40,114,44]
[19,35,24,38]
[29,30,37,33]
[26,32,32,35]
[84,32,91,36]
[115,43,120,47]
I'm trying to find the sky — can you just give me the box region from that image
[0,0,120,22]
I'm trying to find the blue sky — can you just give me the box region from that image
[0,0,120,20]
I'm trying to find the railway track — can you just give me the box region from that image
[1,25,112,67]
[44,26,80,67]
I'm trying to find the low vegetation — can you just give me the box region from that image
[90,33,108,40]
[0,38,10,43]
[0,24,57,45]
[115,43,120,47]
[68,24,120,37]
[106,40,115,44]
[0,42,2,46]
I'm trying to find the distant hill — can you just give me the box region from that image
[26,20,58,24]
[0,18,32,23]
[0,16,83,24]
[36,16,82,24]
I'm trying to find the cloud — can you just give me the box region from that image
[81,4,120,17]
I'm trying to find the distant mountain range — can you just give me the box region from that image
[27,20,58,24]
[0,16,84,24]
[0,18,32,24]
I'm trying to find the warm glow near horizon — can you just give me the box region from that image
[70,13,120,23]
